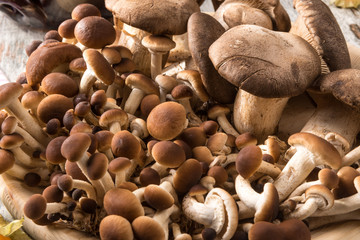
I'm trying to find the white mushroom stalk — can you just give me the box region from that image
[182,188,238,240]
[342,144,360,167]
[307,209,360,230]
[152,204,180,240]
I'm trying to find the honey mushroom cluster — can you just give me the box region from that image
[0,0,359,239]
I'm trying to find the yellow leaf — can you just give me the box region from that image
[0,218,24,237]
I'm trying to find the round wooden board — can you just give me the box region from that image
[1,173,360,240]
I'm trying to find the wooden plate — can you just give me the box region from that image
[1,173,360,240]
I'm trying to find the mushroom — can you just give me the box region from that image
[206,132,231,155]
[207,105,239,137]
[79,48,115,95]
[37,94,74,125]
[171,223,192,240]
[0,82,50,146]
[21,90,45,123]
[208,25,321,142]
[74,101,99,126]
[99,108,128,134]
[284,184,334,220]
[172,158,203,194]
[108,157,132,187]
[187,12,236,104]
[39,72,79,97]
[182,187,238,240]
[87,152,115,191]
[301,69,360,156]
[99,215,134,240]
[57,174,97,202]
[71,3,101,21]
[94,130,114,161]
[154,75,178,102]
[273,132,342,202]
[58,19,78,44]
[131,216,166,240]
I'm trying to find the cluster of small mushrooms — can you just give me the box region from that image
[0,0,360,239]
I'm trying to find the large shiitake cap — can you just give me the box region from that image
[188,12,236,104]
[315,69,360,112]
[147,101,187,140]
[209,25,321,98]
[105,0,200,35]
[26,42,82,87]
[74,16,116,49]
[293,0,350,71]
[288,132,342,170]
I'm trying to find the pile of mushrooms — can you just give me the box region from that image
[1,0,360,239]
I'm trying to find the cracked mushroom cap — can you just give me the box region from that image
[132,216,165,240]
[152,140,186,168]
[288,132,342,170]
[315,69,360,112]
[188,12,236,104]
[37,94,74,124]
[104,188,144,222]
[147,101,187,140]
[74,16,116,49]
[26,42,82,87]
[83,49,115,85]
[209,25,321,98]
[292,0,350,72]
[106,0,200,35]
[99,215,133,240]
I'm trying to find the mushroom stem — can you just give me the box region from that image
[233,89,289,143]
[5,163,49,181]
[301,97,360,156]
[44,202,68,215]
[307,209,360,230]
[14,125,45,151]
[149,51,163,80]
[342,145,360,167]
[152,205,180,240]
[10,147,46,168]
[79,69,97,95]
[124,88,146,114]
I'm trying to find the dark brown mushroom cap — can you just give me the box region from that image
[0,82,22,108]
[23,194,47,220]
[65,160,88,182]
[111,130,141,159]
[46,136,67,164]
[61,133,91,162]
[173,158,202,193]
[144,184,174,210]
[139,167,161,186]
[94,130,114,152]
[171,84,193,100]
[74,16,116,49]
[207,165,228,185]
[315,69,360,112]
[42,185,63,203]
[71,3,101,21]
[99,215,134,240]
[147,101,187,140]
[26,42,82,87]
[236,145,263,179]
[83,49,115,85]
[179,127,207,148]
[57,174,74,192]
[103,188,144,222]
[209,25,321,98]
[152,141,186,168]
[0,149,15,174]
[113,58,137,74]
[254,183,279,222]
[41,72,79,97]
[58,19,78,39]
[278,219,311,240]
[188,12,236,104]
[288,132,342,170]
[131,216,165,240]
[293,0,351,71]
[106,0,200,35]
[333,166,360,199]
[87,153,109,180]
[44,30,62,42]
[37,94,74,124]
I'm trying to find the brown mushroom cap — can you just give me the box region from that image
[293,0,350,71]
[144,184,174,210]
[46,136,67,164]
[61,133,91,162]
[37,94,74,124]
[152,141,186,168]
[99,109,128,130]
[173,158,203,193]
[103,188,144,222]
[111,130,141,159]
[41,72,79,97]
[71,3,101,21]
[65,160,88,182]
[58,19,78,39]
[288,132,342,169]
[106,0,200,35]
[188,12,236,104]
[0,149,15,174]
[131,216,165,240]
[125,73,159,95]
[142,35,176,53]
[254,183,279,222]
[209,24,321,98]
[99,215,134,240]
[236,145,263,179]
[139,167,161,186]
[179,127,206,148]
[0,82,22,109]
[42,185,63,203]
[26,42,82,87]
[83,49,115,85]
[74,16,116,49]
[147,101,187,140]
[207,166,228,186]
[108,157,131,174]
[87,153,109,180]
[24,194,47,220]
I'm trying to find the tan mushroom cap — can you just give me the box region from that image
[21,91,44,113]
[23,194,47,220]
[41,72,78,97]
[236,145,263,179]
[0,149,15,174]
[104,188,144,222]
[293,0,350,71]
[37,94,74,124]
[74,16,116,49]
[125,73,159,95]
[131,216,165,240]
[207,132,228,153]
[288,132,342,169]
[99,215,133,240]
[26,42,82,87]
[305,184,334,210]
[99,109,128,130]
[187,12,236,104]
[235,132,258,150]
[147,101,187,140]
[209,24,321,98]
[152,141,186,168]
[113,58,136,74]
[58,19,78,39]
[83,49,115,85]
[333,166,360,199]
[142,35,176,53]
[207,105,230,120]
[106,0,200,35]
[173,158,203,193]
[144,184,174,210]
[0,133,24,149]
[111,130,141,159]
[1,116,17,135]
[318,168,339,190]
